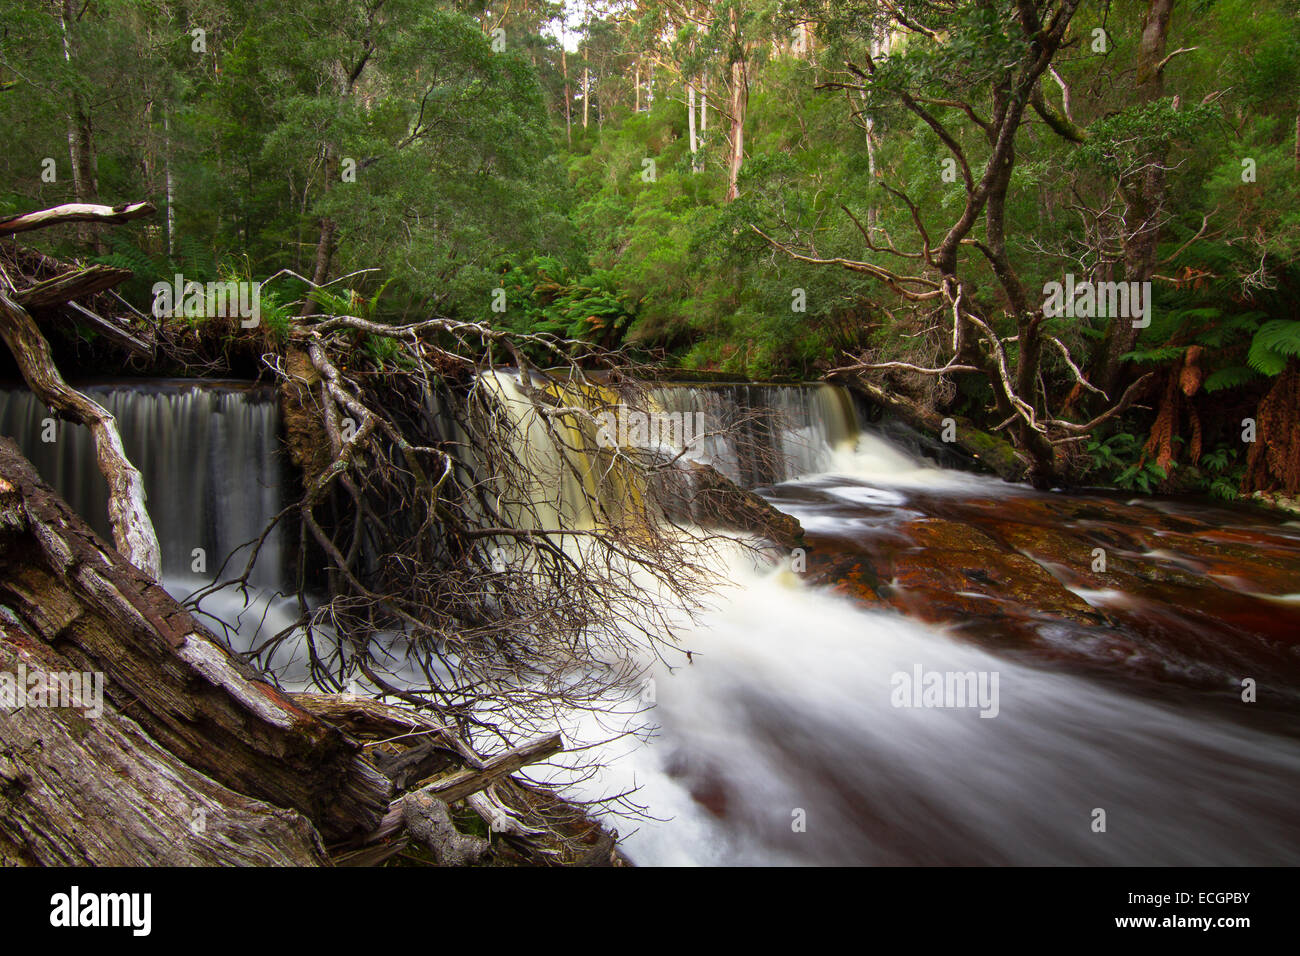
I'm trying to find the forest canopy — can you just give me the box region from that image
[2,0,1298,497]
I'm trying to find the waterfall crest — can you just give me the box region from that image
[0,381,287,588]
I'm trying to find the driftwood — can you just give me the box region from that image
[402,792,490,865]
[0,201,163,575]
[57,299,153,356]
[362,732,564,846]
[0,440,394,864]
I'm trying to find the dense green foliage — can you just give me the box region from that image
[2,0,1298,494]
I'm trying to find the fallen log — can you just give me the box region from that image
[56,300,154,356]
[0,290,162,577]
[0,441,393,863]
[835,373,1031,481]
[0,201,155,236]
[0,612,329,866]
[12,264,132,308]
[361,732,564,847]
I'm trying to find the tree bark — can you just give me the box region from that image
[725,57,748,201]
[0,441,393,862]
[688,81,699,170]
[58,0,101,253]
[562,47,572,147]
[0,291,162,577]
[0,201,155,236]
[11,264,132,307]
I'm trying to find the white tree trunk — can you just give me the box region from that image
[688,81,699,170]
[164,109,176,257]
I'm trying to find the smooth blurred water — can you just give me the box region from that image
[5,378,1296,865]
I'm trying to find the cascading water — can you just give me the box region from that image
[0,381,287,587]
[4,376,1297,865]
[0,381,306,673]
[649,383,861,487]
[536,381,1300,866]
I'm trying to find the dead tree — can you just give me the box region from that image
[0,200,787,854]
[0,201,161,575]
[222,293,742,761]
[0,439,391,863]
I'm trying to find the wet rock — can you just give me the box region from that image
[654,459,804,549]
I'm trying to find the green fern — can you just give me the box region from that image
[1121,344,1186,364]
[90,233,160,280]
[1254,319,1300,357]
[1246,323,1297,375]
[1202,365,1261,392]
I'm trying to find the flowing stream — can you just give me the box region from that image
[4,379,1298,865]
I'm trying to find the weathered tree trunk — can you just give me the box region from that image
[0,439,392,864]
[0,621,329,866]
[0,201,154,236]
[0,291,162,578]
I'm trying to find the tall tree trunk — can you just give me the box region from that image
[562,47,572,146]
[163,108,176,258]
[688,81,699,170]
[699,74,708,137]
[1094,0,1175,399]
[725,58,748,202]
[58,0,102,253]
[300,146,339,317]
[583,66,590,129]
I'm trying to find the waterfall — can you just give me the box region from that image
[3,375,1296,864]
[0,381,288,589]
[649,383,861,487]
